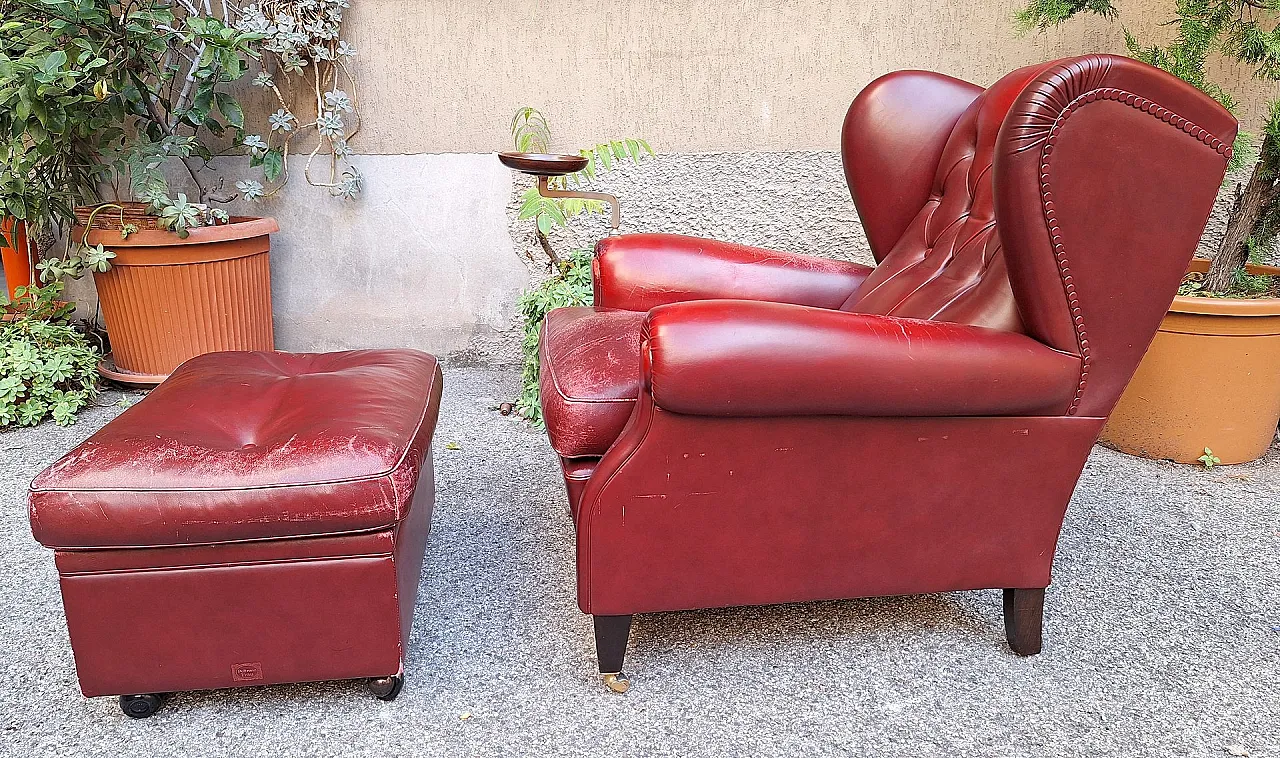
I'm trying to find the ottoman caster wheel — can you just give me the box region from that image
[368,674,404,701]
[601,673,630,694]
[119,693,163,719]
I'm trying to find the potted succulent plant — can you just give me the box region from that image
[1,0,362,384]
[0,281,100,428]
[1019,0,1280,464]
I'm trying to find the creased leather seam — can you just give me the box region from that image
[50,525,395,552]
[58,551,393,576]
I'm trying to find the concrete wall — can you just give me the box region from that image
[64,0,1277,364]
[232,155,527,355]
[345,0,1278,153]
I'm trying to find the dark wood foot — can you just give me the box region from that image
[1003,588,1045,656]
[593,614,632,673]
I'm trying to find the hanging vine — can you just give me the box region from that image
[234,0,363,200]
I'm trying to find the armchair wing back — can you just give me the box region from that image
[993,56,1235,416]
[535,54,1236,689]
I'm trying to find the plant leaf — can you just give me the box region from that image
[263,148,283,181]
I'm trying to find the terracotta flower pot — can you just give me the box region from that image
[77,215,278,385]
[1101,260,1280,465]
[1,217,32,301]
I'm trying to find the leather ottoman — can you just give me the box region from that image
[28,350,443,717]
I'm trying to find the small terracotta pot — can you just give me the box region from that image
[1101,259,1280,465]
[1,217,32,301]
[73,202,168,231]
[77,216,278,384]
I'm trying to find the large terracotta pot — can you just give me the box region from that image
[78,216,278,385]
[1,217,32,301]
[1101,260,1280,465]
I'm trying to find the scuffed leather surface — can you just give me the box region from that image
[576,395,1105,615]
[842,71,983,262]
[539,307,645,458]
[594,233,871,312]
[841,62,1057,331]
[30,349,443,548]
[51,432,436,699]
[994,55,1236,416]
[643,299,1080,417]
[60,550,405,696]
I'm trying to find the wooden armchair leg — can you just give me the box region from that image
[593,614,633,693]
[1003,588,1045,656]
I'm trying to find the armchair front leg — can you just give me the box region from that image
[593,614,633,693]
[1003,588,1045,656]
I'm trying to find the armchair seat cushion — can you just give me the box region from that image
[540,307,645,458]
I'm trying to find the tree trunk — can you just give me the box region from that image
[1206,147,1278,293]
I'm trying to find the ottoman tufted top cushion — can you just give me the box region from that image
[29,350,442,549]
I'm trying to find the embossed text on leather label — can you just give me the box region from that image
[231,662,264,682]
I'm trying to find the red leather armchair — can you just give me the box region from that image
[538,55,1236,691]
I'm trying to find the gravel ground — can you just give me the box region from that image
[2,365,1278,758]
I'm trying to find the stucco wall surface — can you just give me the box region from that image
[241,153,526,354]
[508,151,873,269]
[341,0,1278,154]
[510,149,1243,282]
[92,153,530,357]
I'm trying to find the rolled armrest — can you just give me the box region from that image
[593,233,871,311]
[643,300,1081,417]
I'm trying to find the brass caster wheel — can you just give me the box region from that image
[367,673,404,701]
[601,673,630,693]
[119,693,163,719]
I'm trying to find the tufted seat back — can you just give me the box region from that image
[839,63,1054,330]
[840,56,1235,418]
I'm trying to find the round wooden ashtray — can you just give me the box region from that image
[498,152,588,177]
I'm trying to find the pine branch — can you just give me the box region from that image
[1014,0,1118,34]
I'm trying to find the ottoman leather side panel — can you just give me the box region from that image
[393,455,435,651]
[59,550,403,697]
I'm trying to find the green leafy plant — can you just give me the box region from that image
[1015,1,1118,31]
[1178,265,1280,296]
[0,3,127,245]
[506,108,655,422]
[511,107,654,266]
[1016,0,1280,296]
[515,250,594,426]
[0,282,99,428]
[0,0,260,281]
[1,1,263,215]
[1,0,362,282]
[1198,446,1223,468]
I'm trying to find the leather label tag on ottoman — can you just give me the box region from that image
[231,662,264,682]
